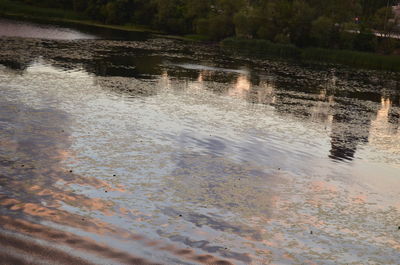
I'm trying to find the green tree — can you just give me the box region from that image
[72,0,87,12]
[102,0,130,24]
[233,8,259,38]
[197,15,235,40]
[153,0,189,33]
[255,0,292,41]
[311,16,335,47]
[354,29,378,52]
[372,6,398,37]
[288,0,315,47]
[12,0,398,54]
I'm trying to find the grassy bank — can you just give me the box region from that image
[2,0,399,71]
[222,38,301,59]
[301,48,400,72]
[222,38,400,72]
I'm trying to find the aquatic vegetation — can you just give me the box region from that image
[222,38,400,72]
[302,47,400,72]
[222,38,301,59]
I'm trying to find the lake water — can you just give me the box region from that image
[0,19,400,265]
[0,18,97,40]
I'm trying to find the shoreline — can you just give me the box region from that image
[222,38,400,72]
[1,2,399,72]
[0,12,210,42]
[0,12,161,34]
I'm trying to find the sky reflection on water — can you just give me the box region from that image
[0,18,97,40]
[0,20,400,264]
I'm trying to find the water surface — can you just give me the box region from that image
[0,19,400,265]
[0,18,98,40]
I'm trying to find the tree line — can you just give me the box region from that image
[18,0,400,52]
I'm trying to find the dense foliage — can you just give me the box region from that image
[15,0,400,52]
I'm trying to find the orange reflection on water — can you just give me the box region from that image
[229,75,251,98]
[197,71,204,82]
[2,196,118,235]
[228,74,277,105]
[369,97,400,154]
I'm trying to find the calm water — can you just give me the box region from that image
[0,18,97,40]
[0,19,400,265]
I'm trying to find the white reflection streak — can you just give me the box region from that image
[229,75,251,98]
[372,97,391,134]
[258,80,276,105]
[160,71,171,90]
[190,71,205,91]
[183,71,207,94]
[311,89,334,126]
[369,97,400,152]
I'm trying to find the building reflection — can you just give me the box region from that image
[228,73,276,104]
[104,63,400,164]
[6,53,397,164]
[369,97,400,154]
[219,70,400,162]
[229,74,251,98]
[310,89,334,125]
[325,70,373,162]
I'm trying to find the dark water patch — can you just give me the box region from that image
[162,207,261,242]
[0,230,97,265]
[0,60,30,71]
[157,230,251,263]
[91,54,165,78]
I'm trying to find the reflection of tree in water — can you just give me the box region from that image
[386,94,400,133]
[328,92,400,161]
[0,59,31,72]
[329,109,374,161]
[258,70,399,162]
[87,52,165,79]
[186,67,385,163]
[388,107,400,133]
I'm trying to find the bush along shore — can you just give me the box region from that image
[1,0,400,72]
[0,0,159,33]
[222,38,400,72]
